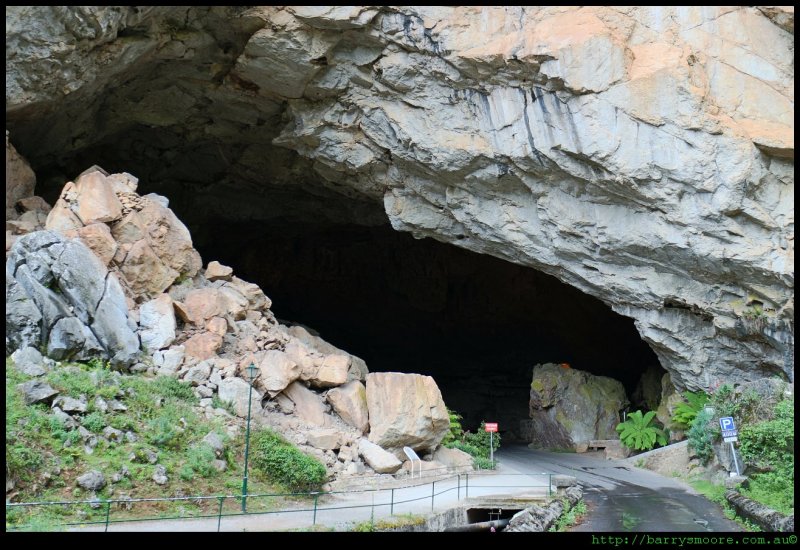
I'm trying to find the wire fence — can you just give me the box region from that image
[6,471,555,532]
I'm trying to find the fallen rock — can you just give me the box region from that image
[206,261,233,281]
[138,294,176,352]
[366,372,449,453]
[306,428,342,450]
[309,354,350,388]
[184,361,212,386]
[256,350,300,396]
[432,446,474,471]
[326,380,369,433]
[152,465,168,485]
[528,363,628,450]
[52,406,79,429]
[183,332,223,361]
[73,170,123,225]
[283,381,326,426]
[74,223,117,267]
[102,426,124,443]
[17,380,59,405]
[76,470,106,492]
[202,432,225,458]
[53,395,87,414]
[217,376,263,418]
[153,346,184,374]
[358,438,402,474]
[10,346,48,377]
[6,231,139,367]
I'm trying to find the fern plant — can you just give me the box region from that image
[616,410,668,451]
[671,391,709,430]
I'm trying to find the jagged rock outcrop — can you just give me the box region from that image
[5,6,793,391]
[527,363,628,450]
[6,230,140,367]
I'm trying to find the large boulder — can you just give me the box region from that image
[365,372,449,453]
[6,231,140,367]
[256,349,301,397]
[17,380,59,405]
[217,376,263,418]
[326,380,369,433]
[282,381,327,426]
[433,446,474,471]
[138,294,176,352]
[528,363,628,450]
[358,438,403,474]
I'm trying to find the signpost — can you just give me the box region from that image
[719,417,741,476]
[485,423,498,466]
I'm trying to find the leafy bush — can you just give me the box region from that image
[441,408,464,446]
[616,410,667,451]
[449,440,483,458]
[149,376,196,402]
[687,408,715,465]
[671,391,709,430]
[463,422,501,455]
[739,399,793,472]
[146,416,182,449]
[549,499,587,532]
[251,428,327,492]
[81,411,107,433]
[180,444,219,481]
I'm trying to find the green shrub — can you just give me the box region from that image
[616,410,667,451]
[472,456,495,470]
[251,428,327,493]
[146,416,182,449]
[149,376,196,402]
[687,408,715,465]
[81,411,107,433]
[463,422,501,455]
[671,391,709,430]
[180,444,219,480]
[449,440,483,458]
[441,408,464,447]
[739,399,793,472]
[549,499,587,532]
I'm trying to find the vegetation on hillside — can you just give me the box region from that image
[4,356,312,530]
[686,382,794,518]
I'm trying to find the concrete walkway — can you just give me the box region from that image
[69,463,551,532]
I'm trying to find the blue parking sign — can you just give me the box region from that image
[719,417,736,431]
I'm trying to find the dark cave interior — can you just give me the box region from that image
[191,208,663,436]
[21,128,664,439]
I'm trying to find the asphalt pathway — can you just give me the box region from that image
[497,444,742,532]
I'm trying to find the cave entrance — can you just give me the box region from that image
[21,124,664,441]
[189,202,663,441]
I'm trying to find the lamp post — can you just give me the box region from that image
[241,362,258,513]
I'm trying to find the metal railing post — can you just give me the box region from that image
[466,473,469,498]
[548,474,552,497]
[217,497,224,532]
[390,488,394,515]
[431,480,435,511]
[457,474,460,501]
[104,500,111,532]
[313,493,318,526]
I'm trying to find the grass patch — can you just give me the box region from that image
[250,428,327,493]
[549,499,587,532]
[5,356,294,531]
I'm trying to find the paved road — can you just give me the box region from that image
[497,444,742,532]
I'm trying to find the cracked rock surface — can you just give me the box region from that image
[5,6,795,390]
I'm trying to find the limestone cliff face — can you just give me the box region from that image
[5,6,794,390]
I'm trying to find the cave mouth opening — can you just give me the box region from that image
[186,193,664,440]
[20,124,664,442]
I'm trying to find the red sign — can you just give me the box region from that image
[485,423,498,432]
